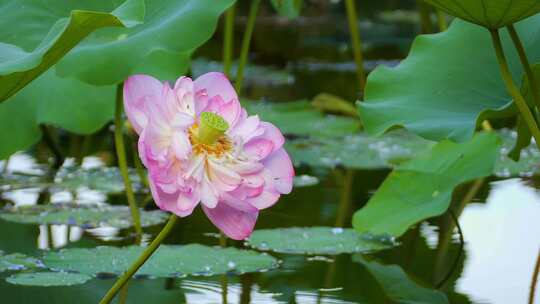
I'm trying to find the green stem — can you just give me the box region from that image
[436,8,447,31]
[130,137,148,189]
[344,0,366,95]
[99,215,178,304]
[507,24,540,111]
[2,155,10,174]
[334,170,354,227]
[119,284,129,304]
[115,84,143,242]
[219,231,228,303]
[39,125,65,170]
[530,249,540,304]
[223,5,236,78]
[416,0,433,34]
[489,29,540,150]
[219,231,227,247]
[235,0,260,94]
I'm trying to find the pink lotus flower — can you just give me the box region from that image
[123,72,294,240]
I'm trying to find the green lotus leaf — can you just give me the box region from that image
[246,227,395,255]
[43,245,278,277]
[6,272,92,286]
[0,70,115,159]
[0,0,144,102]
[355,256,449,304]
[359,15,540,142]
[54,0,235,85]
[425,0,540,29]
[353,132,500,237]
[0,204,168,229]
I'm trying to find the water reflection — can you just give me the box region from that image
[456,179,540,304]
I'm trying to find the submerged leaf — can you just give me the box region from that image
[355,256,449,304]
[6,272,92,286]
[0,204,167,229]
[359,15,540,142]
[353,132,500,237]
[247,227,395,255]
[0,0,144,102]
[43,245,278,277]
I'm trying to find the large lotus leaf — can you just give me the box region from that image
[246,227,395,255]
[0,0,143,102]
[0,204,168,229]
[6,272,92,286]
[353,132,500,237]
[43,245,278,277]
[286,129,434,169]
[359,15,540,142]
[0,71,115,159]
[354,256,449,304]
[243,100,361,138]
[425,0,540,29]
[50,0,234,85]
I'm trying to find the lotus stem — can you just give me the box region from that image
[507,24,540,112]
[2,155,10,174]
[489,29,540,151]
[235,0,261,94]
[223,5,236,78]
[130,136,148,189]
[435,210,464,289]
[39,125,65,170]
[436,9,447,31]
[115,84,143,242]
[344,0,366,96]
[416,0,433,34]
[530,249,540,304]
[99,214,178,304]
[334,169,354,227]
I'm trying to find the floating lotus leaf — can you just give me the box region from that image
[0,252,43,273]
[247,227,395,255]
[6,272,92,286]
[43,245,278,277]
[0,204,167,229]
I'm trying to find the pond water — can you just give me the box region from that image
[1,1,539,303]
[0,153,538,303]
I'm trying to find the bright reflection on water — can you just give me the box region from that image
[456,179,540,304]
